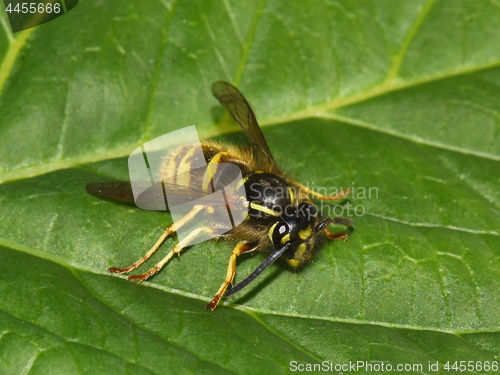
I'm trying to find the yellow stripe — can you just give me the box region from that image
[202,152,232,190]
[235,176,249,191]
[298,226,312,240]
[286,243,308,268]
[288,187,295,204]
[202,163,218,191]
[250,203,280,216]
[164,145,189,182]
[268,222,278,242]
[280,234,290,244]
[295,243,307,258]
[176,146,196,186]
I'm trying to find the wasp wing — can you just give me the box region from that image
[86,181,136,203]
[86,181,241,208]
[212,81,276,164]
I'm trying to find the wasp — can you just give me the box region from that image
[87,81,353,310]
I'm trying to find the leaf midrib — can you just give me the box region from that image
[1,57,500,186]
[0,28,33,95]
[2,0,500,184]
[2,233,499,336]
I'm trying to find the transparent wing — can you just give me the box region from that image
[86,181,241,208]
[212,81,276,164]
[86,181,136,203]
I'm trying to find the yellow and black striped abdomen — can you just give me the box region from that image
[158,141,255,190]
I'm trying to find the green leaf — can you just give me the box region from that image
[1,0,500,373]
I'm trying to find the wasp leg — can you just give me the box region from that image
[108,204,206,274]
[204,241,258,310]
[127,225,216,282]
[324,229,349,241]
[295,184,351,201]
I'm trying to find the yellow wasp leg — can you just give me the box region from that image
[108,204,205,274]
[127,225,216,282]
[204,241,258,310]
[294,183,350,201]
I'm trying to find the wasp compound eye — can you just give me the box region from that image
[271,222,290,246]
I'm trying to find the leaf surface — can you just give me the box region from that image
[0,0,499,373]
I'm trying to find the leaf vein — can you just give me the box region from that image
[385,0,438,81]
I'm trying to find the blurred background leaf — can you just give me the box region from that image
[0,0,499,373]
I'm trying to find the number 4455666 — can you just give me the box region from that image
[443,361,498,372]
[5,2,61,14]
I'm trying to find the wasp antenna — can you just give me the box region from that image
[225,241,295,297]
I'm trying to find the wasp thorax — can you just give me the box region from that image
[245,172,292,221]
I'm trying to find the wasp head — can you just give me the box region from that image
[268,202,323,268]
